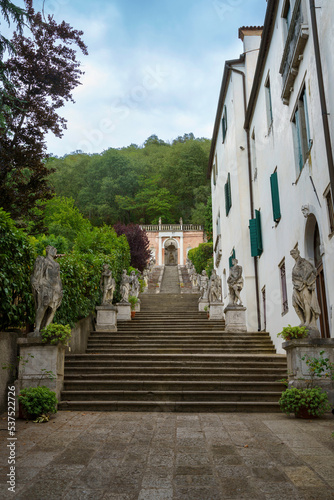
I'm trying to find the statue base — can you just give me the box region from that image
[116,302,131,321]
[198,298,209,312]
[96,305,117,332]
[224,305,247,332]
[305,326,321,339]
[209,302,224,320]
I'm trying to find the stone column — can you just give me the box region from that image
[96,305,117,331]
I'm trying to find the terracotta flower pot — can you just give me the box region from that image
[131,311,136,319]
[295,406,318,419]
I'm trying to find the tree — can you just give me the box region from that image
[0,0,88,224]
[113,223,151,272]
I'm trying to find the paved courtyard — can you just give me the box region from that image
[1,411,334,499]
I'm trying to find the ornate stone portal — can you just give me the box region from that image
[29,246,63,338]
[290,248,321,338]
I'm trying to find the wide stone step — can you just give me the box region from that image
[58,400,281,412]
[65,353,286,363]
[64,372,286,382]
[85,348,276,354]
[61,389,282,402]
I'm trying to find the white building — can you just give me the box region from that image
[209,0,334,352]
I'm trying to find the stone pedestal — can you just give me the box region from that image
[134,299,141,313]
[283,338,334,405]
[96,305,117,332]
[16,338,65,401]
[224,305,247,332]
[198,298,209,312]
[209,302,224,320]
[116,302,131,321]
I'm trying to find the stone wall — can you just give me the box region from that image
[67,314,94,354]
[0,332,19,413]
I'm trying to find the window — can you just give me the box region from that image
[224,173,232,216]
[324,186,334,235]
[265,75,273,128]
[282,0,292,36]
[292,85,311,172]
[216,212,221,237]
[249,209,263,257]
[279,259,289,314]
[229,248,235,269]
[222,105,227,143]
[270,170,281,223]
[213,153,218,186]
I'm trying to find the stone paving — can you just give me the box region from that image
[1,411,334,499]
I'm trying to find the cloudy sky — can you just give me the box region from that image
[19,0,267,155]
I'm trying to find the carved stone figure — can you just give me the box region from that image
[190,265,198,288]
[227,258,244,306]
[130,270,140,298]
[143,269,149,288]
[290,248,321,330]
[120,270,131,303]
[100,264,116,305]
[30,246,63,336]
[199,270,209,300]
[186,257,191,270]
[209,270,222,303]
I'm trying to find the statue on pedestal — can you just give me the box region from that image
[130,270,140,298]
[227,258,244,306]
[30,246,63,336]
[100,264,116,305]
[209,270,222,303]
[199,270,209,300]
[290,248,321,330]
[120,270,131,303]
[143,268,149,289]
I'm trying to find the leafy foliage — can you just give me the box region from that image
[0,208,36,330]
[114,223,150,272]
[0,0,87,224]
[301,350,334,381]
[277,324,308,341]
[18,386,58,419]
[188,242,213,275]
[41,323,72,346]
[279,386,330,417]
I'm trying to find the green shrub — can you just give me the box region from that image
[188,242,213,274]
[18,386,58,419]
[0,209,36,330]
[279,386,330,417]
[41,323,72,345]
[30,233,71,255]
[277,324,308,341]
[128,295,139,310]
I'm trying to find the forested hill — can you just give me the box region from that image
[48,134,212,228]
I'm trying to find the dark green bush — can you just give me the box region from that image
[188,242,213,275]
[279,386,330,417]
[41,323,72,345]
[18,386,58,419]
[0,209,36,330]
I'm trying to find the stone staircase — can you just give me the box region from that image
[59,273,287,412]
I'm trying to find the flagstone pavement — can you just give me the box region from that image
[1,411,334,500]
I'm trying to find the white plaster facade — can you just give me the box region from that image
[209,1,334,353]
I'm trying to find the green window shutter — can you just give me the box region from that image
[249,210,263,257]
[225,173,232,216]
[222,105,227,143]
[229,248,236,268]
[270,171,281,222]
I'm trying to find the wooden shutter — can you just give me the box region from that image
[249,210,263,257]
[270,171,281,222]
[229,248,235,268]
[225,173,232,216]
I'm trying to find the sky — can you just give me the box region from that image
[8,0,267,155]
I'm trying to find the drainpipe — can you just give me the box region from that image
[309,0,334,206]
[226,65,261,331]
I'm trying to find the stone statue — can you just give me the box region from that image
[143,268,149,288]
[290,248,321,330]
[186,257,191,270]
[190,265,198,288]
[227,258,244,306]
[199,270,209,300]
[100,264,115,305]
[120,270,131,303]
[209,270,222,303]
[30,246,63,336]
[129,270,140,298]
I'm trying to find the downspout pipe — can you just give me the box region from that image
[309,0,334,206]
[226,64,261,332]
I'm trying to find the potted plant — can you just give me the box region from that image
[204,305,210,319]
[128,295,138,318]
[279,386,330,418]
[277,324,308,341]
[40,323,72,346]
[18,386,58,422]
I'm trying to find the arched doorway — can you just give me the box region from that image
[305,214,330,338]
[164,239,178,266]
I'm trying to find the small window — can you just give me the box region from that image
[249,209,263,257]
[224,173,232,216]
[213,153,218,186]
[324,187,334,235]
[292,85,312,173]
[282,0,292,34]
[265,75,273,128]
[279,259,289,315]
[222,105,227,143]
